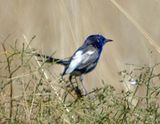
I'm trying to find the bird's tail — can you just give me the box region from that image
[34,53,70,66]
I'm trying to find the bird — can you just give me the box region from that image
[35,34,113,95]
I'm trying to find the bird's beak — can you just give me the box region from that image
[107,39,113,42]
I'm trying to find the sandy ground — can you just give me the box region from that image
[0,0,160,93]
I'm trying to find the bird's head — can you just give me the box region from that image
[84,34,113,48]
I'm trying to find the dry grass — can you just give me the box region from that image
[0,38,160,124]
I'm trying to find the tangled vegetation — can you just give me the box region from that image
[0,37,160,124]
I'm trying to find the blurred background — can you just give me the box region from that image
[0,0,160,93]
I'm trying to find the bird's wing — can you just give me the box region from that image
[77,49,98,70]
[64,46,99,74]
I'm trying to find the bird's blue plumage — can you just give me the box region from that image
[36,34,112,77]
[62,34,112,76]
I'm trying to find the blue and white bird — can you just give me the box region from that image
[35,34,112,95]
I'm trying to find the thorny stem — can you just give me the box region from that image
[1,42,22,123]
[145,66,154,108]
[2,43,13,123]
[23,34,72,123]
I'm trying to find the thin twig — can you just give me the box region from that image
[2,43,13,123]
[23,34,72,124]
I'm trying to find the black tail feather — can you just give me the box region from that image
[34,53,70,66]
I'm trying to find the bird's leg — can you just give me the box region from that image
[73,76,83,98]
[79,75,88,95]
[69,76,83,98]
[74,86,82,98]
[74,77,79,87]
[69,75,74,89]
[59,73,65,83]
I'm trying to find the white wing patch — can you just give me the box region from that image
[86,50,95,55]
[82,50,96,64]
[65,50,83,74]
[65,50,96,74]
